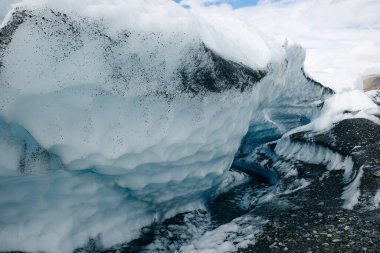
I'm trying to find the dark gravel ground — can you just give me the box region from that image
[245,208,380,253]
[241,164,380,253]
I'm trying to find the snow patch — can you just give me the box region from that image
[366,90,380,105]
[374,190,380,209]
[290,90,380,135]
[179,215,267,253]
[282,178,311,195]
[342,166,364,210]
[275,138,354,181]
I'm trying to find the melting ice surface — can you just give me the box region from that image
[0,0,337,252]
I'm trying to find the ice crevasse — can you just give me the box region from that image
[0,0,332,252]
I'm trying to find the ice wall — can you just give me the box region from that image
[237,43,333,156]
[0,2,331,252]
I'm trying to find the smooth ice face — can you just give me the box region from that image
[0,3,331,253]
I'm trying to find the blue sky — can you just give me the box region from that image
[175,0,261,9]
[206,0,260,8]
[226,0,260,8]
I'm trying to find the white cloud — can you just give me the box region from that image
[180,0,380,91]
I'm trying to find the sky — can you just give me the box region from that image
[177,0,261,8]
[176,0,380,92]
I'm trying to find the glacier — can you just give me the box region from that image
[0,1,333,252]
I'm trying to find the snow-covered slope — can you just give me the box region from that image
[0,1,332,252]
